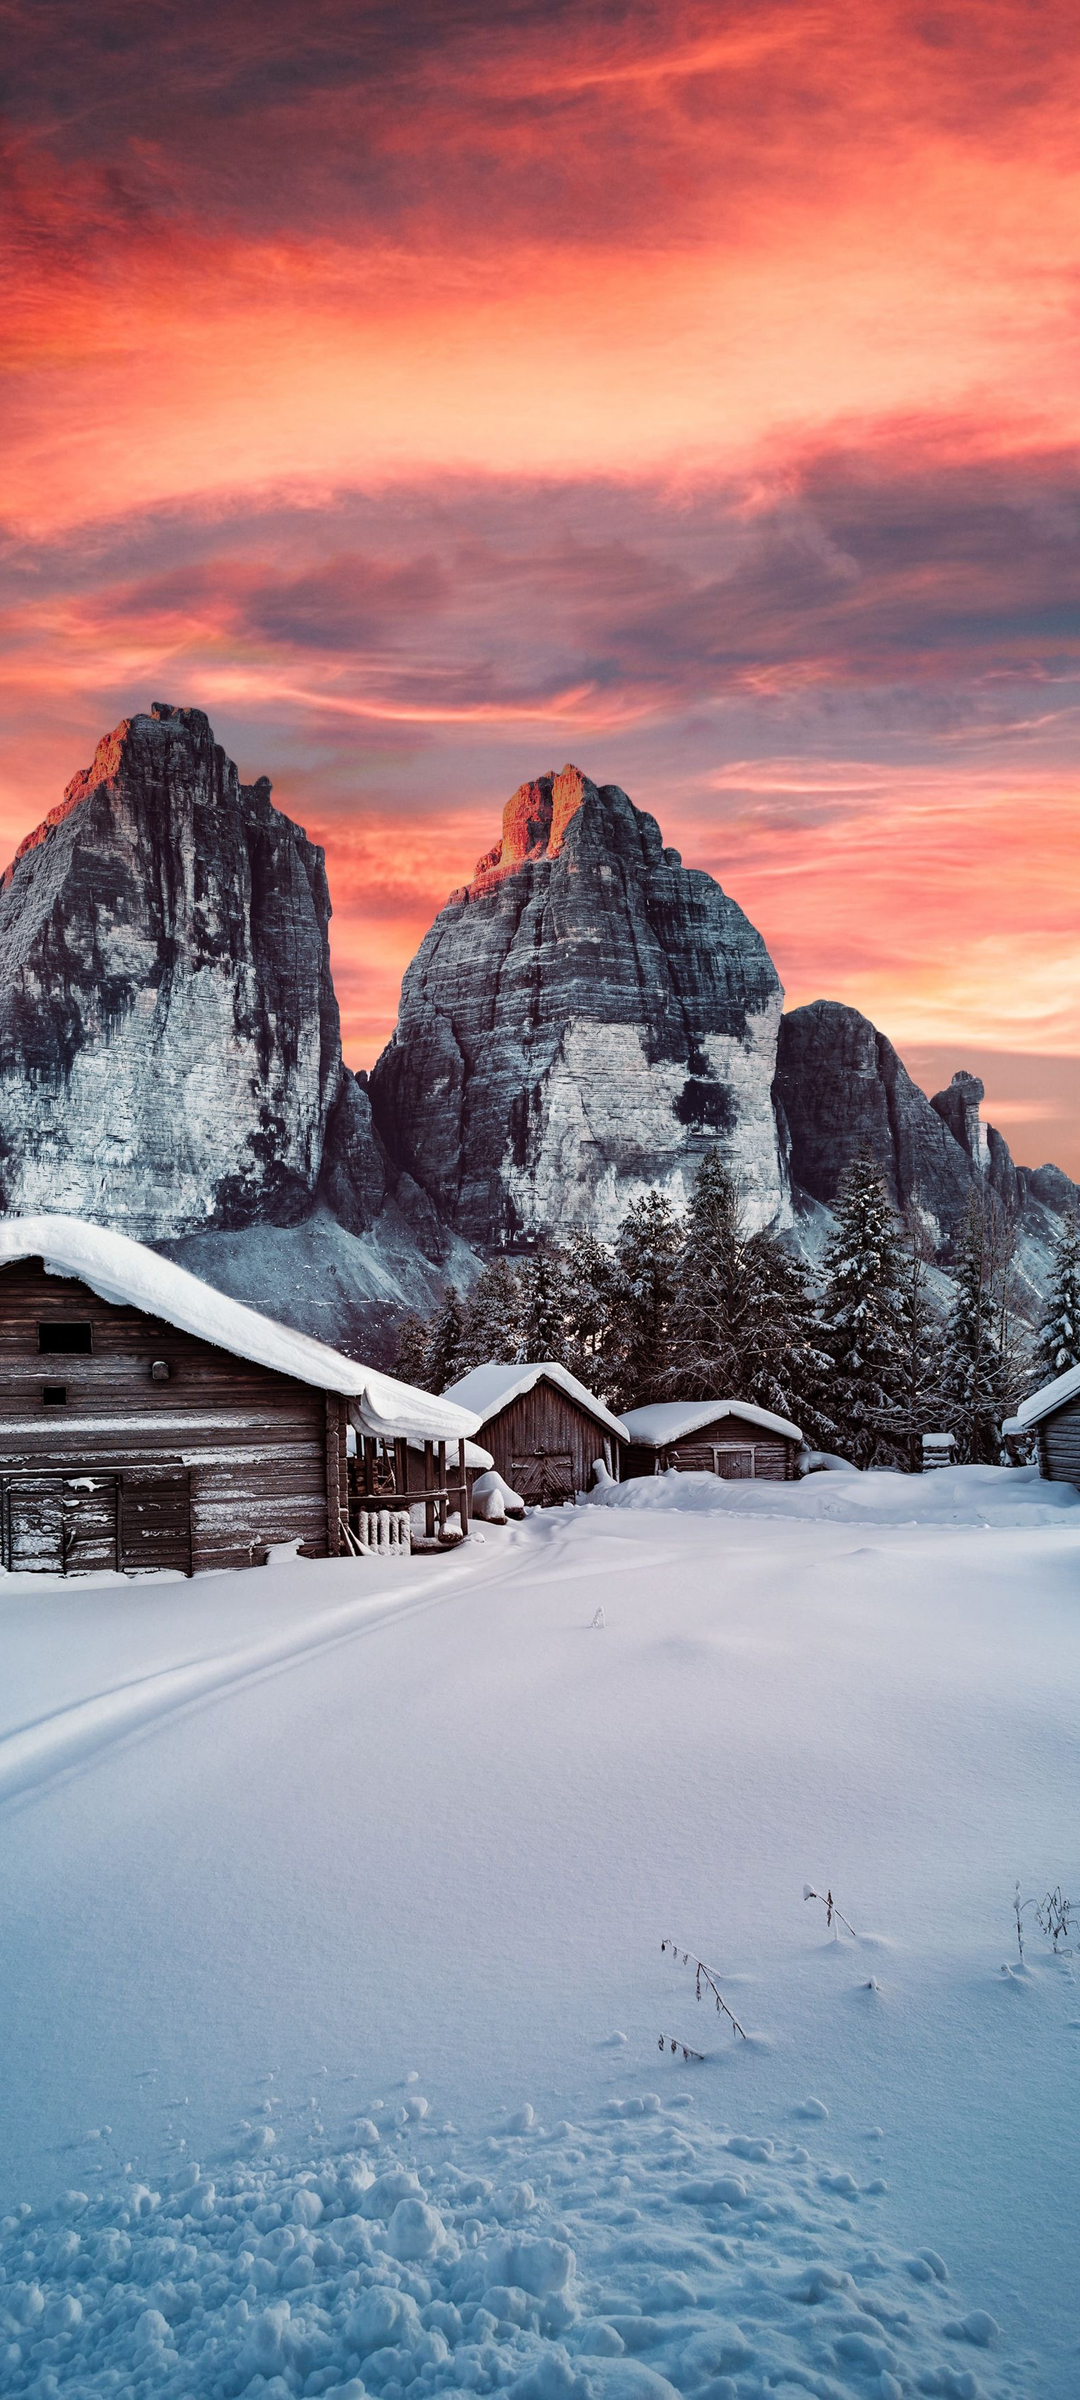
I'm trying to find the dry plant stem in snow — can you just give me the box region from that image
[660,1938,746,2039]
[658,2034,705,2062]
[803,1885,858,1939]
[1013,1882,1033,1960]
[1036,1886,1073,1953]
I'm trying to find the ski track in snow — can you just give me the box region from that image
[0,2096,1018,2400]
[0,1517,597,1816]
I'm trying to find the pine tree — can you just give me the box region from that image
[1036,1213,1080,1383]
[457,1255,527,1372]
[739,1230,836,1449]
[667,1154,752,1400]
[424,1284,467,1392]
[892,1209,948,1470]
[518,1245,570,1363]
[941,1195,1008,1463]
[612,1188,683,1409]
[821,1154,906,1466]
[393,1311,433,1391]
[561,1231,620,1387]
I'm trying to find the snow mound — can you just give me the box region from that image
[592,1462,1080,1529]
[0,2100,1012,2399]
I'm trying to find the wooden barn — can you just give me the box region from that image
[0,1216,480,1575]
[444,1361,627,1506]
[1005,1364,1080,1487]
[621,1399,803,1482]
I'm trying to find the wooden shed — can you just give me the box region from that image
[621,1399,803,1483]
[0,1215,480,1575]
[1005,1365,1080,1487]
[444,1362,627,1506]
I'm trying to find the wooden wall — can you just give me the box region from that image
[0,1259,347,1573]
[1038,1395,1080,1487]
[624,1413,797,1483]
[481,1380,619,1504]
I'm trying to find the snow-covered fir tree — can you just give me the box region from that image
[892,1210,949,1470]
[424,1283,467,1392]
[941,1195,1009,1463]
[739,1230,836,1449]
[667,1154,752,1400]
[393,1309,433,1390]
[1035,1213,1080,1383]
[517,1245,570,1364]
[456,1256,527,1375]
[561,1231,621,1386]
[612,1189,682,1409]
[821,1154,906,1465]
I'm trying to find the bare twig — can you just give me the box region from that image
[1013,1881,1033,1960]
[1036,1886,1072,1953]
[803,1884,857,1939]
[660,1938,746,2039]
[657,2034,705,2061]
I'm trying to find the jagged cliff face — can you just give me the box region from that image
[0,704,388,1237]
[370,765,790,1244]
[775,1002,981,1247]
[776,1005,1079,1308]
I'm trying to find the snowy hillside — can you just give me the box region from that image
[1,1470,1078,2396]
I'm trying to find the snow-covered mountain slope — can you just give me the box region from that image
[1,1475,1077,2392]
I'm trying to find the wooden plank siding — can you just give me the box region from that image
[1038,1394,1080,1486]
[477,1380,620,1505]
[0,1258,346,1573]
[624,1413,798,1483]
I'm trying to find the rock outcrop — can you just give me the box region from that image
[775,1002,980,1246]
[370,765,790,1244]
[0,703,389,1237]
[777,1003,1078,1303]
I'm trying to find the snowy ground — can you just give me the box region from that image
[1,1467,1078,2398]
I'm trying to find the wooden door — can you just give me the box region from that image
[511,1452,575,1506]
[715,1446,754,1478]
[5,1475,119,1574]
[120,1468,192,1575]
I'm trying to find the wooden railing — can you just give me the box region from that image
[351,1434,471,1547]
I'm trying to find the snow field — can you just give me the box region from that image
[0,1467,1077,2395]
[0,2093,1014,2399]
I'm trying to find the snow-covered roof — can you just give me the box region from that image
[1013,1360,1080,1429]
[0,1214,480,1444]
[444,1360,628,1443]
[621,1398,804,1446]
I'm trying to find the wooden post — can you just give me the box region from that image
[437,1440,446,1537]
[424,1440,435,1540]
[458,1437,469,1533]
[325,1394,341,1555]
[395,1435,408,1498]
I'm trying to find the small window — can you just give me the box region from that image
[42,1384,68,1408]
[38,1323,93,1354]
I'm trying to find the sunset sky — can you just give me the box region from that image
[2,0,1078,1169]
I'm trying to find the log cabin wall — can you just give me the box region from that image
[480,1381,619,1505]
[0,1259,347,1573]
[1038,1395,1080,1486]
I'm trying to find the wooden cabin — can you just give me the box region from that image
[444,1362,627,1506]
[0,1216,480,1575]
[1006,1365,1080,1487]
[621,1399,802,1482]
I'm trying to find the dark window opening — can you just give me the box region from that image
[42,1385,68,1408]
[38,1323,93,1354]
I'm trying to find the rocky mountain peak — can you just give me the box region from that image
[0,703,390,1241]
[930,1070,991,1173]
[371,763,788,1245]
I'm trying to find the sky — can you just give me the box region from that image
[1,0,1078,1172]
